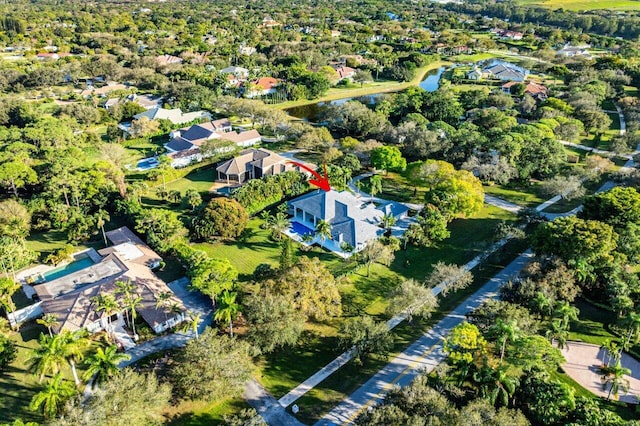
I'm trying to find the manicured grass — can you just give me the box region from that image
[25,230,101,259]
[449,52,497,63]
[274,61,451,110]
[483,183,545,208]
[568,299,618,346]
[516,0,640,10]
[164,397,251,426]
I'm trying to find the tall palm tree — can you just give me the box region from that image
[115,280,134,327]
[381,213,397,232]
[124,293,143,336]
[369,175,382,203]
[155,291,173,323]
[28,333,67,382]
[545,319,569,350]
[29,373,77,419]
[601,360,631,400]
[95,209,110,247]
[600,339,622,367]
[553,301,580,330]
[315,220,332,247]
[180,310,202,339]
[214,291,240,337]
[532,291,553,320]
[82,345,130,386]
[0,277,20,325]
[37,313,58,338]
[91,293,120,333]
[491,319,521,364]
[622,311,640,350]
[269,212,290,241]
[59,330,90,385]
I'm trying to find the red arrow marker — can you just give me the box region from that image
[288,161,331,192]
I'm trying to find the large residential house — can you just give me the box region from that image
[482,62,528,82]
[165,119,262,167]
[216,148,303,184]
[34,227,185,345]
[502,81,548,101]
[244,77,281,98]
[332,65,357,81]
[287,190,409,256]
[220,66,250,86]
[133,107,211,125]
[156,54,183,66]
[557,44,592,58]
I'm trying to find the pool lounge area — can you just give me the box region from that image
[42,257,96,282]
[290,221,315,237]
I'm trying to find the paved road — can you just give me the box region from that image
[317,250,535,426]
[484,194,522,213]
[558,140,630,159]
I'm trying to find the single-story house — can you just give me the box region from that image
[287,190,409,256]
[482,62,528,82]
[557,44,592,58]
[245,77,281,98]
[220,66,249,82]
[332,65,357,81]
[156,54,183,67]
[502,81,548,100]
[165,119,261,167]
[132,107,211,126]
[35,227,185,339]
[466,67,483,81]
[216,148,305,184]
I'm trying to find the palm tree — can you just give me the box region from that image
[553,301,580,330]
[532,291,553,320]
[381,213,397,232]
[124,293,143,336]
[491,367,519,407]
[83,345,130,386]
[622,311,640,350]
[95,209,110,247]
[269,212,290,241]
[370,175,382,203]
[59,330,90,385]
[91,293,120,333]
[28,334,67,382]
[601,360,631,400]
[37,313,58,338]
[0,277,21,325]
[214,291,240,337]
[545,319,569,350]
[491,319,521,364]
[315,220,332,247]
[29,373,77,419]
[115,280,134,327]
[155,291,173,323]
[168,190,182,204]
[181,310,202,339]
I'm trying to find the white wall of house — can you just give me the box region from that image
[8,302,43,327]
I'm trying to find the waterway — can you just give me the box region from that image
[285,66,447,121]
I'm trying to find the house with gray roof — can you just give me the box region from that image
[286,190,409,256]
[164,119,261,167]
[482,62,528,82]
[216,148,304,184]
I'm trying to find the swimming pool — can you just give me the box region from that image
[43,257,96,282]
[291,221,315,236]
[137,157,160,171]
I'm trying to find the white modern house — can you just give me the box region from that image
[286,190,410,257]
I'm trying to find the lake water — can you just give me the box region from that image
[285,66,447,122]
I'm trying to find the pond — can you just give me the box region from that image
[285,66,447,122]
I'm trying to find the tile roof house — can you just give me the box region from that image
[287,190,409,256]
[165,119,262,167]
[502,81,548,100]
[156,54,183,67]
[482,62,528,82]
[245,77,281,98]
[220,66,249,81]
[332,65,357,81]
[216,148,304,184]
[35,227,185,340]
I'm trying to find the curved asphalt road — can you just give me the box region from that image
[316,250,534,426]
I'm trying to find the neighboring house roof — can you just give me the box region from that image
[165,137,194,152]
[332,65,357,80]
[216,148,288,176]
[252,77,280,91]
[220,66,249,75]
[502,81,548,98]
[133,108,211,125]
[156,54,183,66]
[218,129,261,145]
[483,63,528,81]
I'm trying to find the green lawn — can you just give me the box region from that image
[164,397,251,425]
[483,183,545,208]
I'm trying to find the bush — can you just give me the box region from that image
[192,198,248,240]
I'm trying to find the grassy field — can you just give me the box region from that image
[274,61,450,110]
[516,0,640,10]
